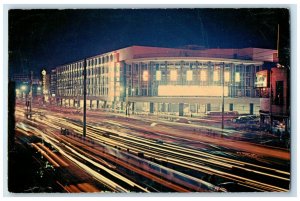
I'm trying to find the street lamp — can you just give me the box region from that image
[20,85,27,100]
[21,85,27,91]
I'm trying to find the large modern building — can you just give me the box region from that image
[53,45,278,116]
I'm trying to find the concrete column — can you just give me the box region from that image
[150,102,154,113]
[179,103,184,116]
[131,102,135,114]
[161,103,165,112]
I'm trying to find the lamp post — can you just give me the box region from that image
[221,62,225,130]
[125,87,128,116]
[21,85,29,118]
[131,88,135,115]
[21,85,27,98]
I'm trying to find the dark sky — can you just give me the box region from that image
[8,8,290,77]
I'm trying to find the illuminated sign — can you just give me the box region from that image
[42,69,47,95]
[255,70,269,88]
[158,85,228,96]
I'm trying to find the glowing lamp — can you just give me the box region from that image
[21,85,27,91]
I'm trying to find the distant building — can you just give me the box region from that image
[11,73,42,98]
[50,69,57,96]
[53,45,278,115]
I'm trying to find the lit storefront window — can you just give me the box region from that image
[225,71,230,82]
[200,69,208,81]
[186,70,193,81]
[170,70,177,81]
[143,70,149,81]
[156,70,161,81]
[235,72,240,82]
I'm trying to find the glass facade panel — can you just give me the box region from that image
[186,70,193,81]
[170,70,177,81]
[200,69,208,81]
[235,72,240,82]
[156,70,161,81]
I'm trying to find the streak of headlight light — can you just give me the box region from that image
[63,143,149,192]
[48,139,129,192]
[71,146,149,192]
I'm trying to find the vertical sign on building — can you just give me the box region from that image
[42,69,47,95]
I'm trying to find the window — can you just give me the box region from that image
[224,71,230,82]
[156,70,161,81]
[186,70,193,81]
[235,72,240,82]
[213,68,220,81]
[200,69,208,81]
[170,70,177,81]
[143,70,149,81]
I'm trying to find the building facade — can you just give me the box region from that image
[257,66,290,133]
[53,46,278,116]
[50,69,57,96]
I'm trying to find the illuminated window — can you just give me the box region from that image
[225,71,230,82]
[200,69,208,81]
[170,70,177,81]
[186,70,193,81]
[235,72,240,82]
[213,68,220,81]
[143,70,149,81]
[156,70,161,81]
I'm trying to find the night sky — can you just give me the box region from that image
[8,8,290,77]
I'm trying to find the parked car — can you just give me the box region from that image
[232,116,252,123]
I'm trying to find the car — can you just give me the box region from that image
[232,116,252,123]
[155,139,164,144]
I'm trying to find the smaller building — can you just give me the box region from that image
[11,73,42,99]
[257,66,290,134]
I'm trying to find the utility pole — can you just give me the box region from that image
[83,59,87,138]
[30,71,33,118]
[221,63,225,130]
[269,69,273,133]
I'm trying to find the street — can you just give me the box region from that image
[9,102,291,193]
